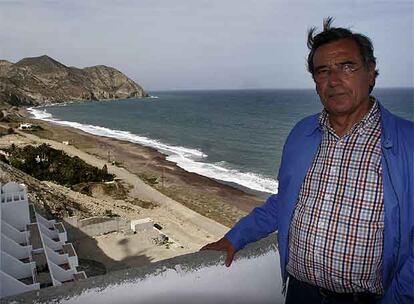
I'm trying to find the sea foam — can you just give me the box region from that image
[28,107,278,194]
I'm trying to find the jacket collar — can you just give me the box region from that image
[378,102,395,149]
[305,102,396,150]
[305,114,322,136]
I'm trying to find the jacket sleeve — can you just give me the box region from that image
[225,193,280,251]
[381,228,414,303]
[381,117,414,304]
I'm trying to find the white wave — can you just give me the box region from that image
[28,107,53,119]
[148,95,159,99]
[28,107,278,194]
[29,109,205,159]
[167,155,278,194]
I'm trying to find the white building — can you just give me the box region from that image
[18,124,33,130]
[0,182,86,299]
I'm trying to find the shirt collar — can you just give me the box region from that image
[319,96,380,137]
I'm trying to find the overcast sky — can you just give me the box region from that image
[0,0,413,91]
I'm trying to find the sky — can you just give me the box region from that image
[0,0,413,91]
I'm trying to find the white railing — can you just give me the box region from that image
[1,220,28,244]
[39,229,67,287]
[0,270,40,299]
[48,260,75,284]
[52,277,62,286]
[41,232,63,251]
[36,213,56,229]
[63,243,76,257]
[62,243,79,269]
[54,223,67,243]
[44,247,69,269]
[1,234,32,260]
[0,189,26,204]
[38,222,59,240]
[0,251,36,280]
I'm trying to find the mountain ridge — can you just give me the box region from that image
[0,55,148,106]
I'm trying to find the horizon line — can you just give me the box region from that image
[147,86,414,93]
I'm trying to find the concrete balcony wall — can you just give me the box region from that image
[44,247,69,269]
[0,251,36,280]
[35,213,56,230]
[52,277,62,286]
[76,217,129,237]
[41,232,63,251]
[1,220,28,244]
[63,244,79,269]
[0,191,26,204]
[0,270,40,299]
[54,223,67,243]
[37,217,67,243]
[2,235,285,304]
[48,261,76,284]
[67,256,78,270]
[38,223,59,241]
[1,234,32,260]
[0,200,30,231]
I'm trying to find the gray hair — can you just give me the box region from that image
[307,17,379,93]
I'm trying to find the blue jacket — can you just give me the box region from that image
[226,104,413,303]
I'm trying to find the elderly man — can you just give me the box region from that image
[202,18,413,304]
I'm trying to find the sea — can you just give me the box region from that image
[28,88,413,195]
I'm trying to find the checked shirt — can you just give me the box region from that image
[286,100,384,294]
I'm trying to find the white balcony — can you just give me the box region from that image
[41,231,64,251]
[1,220,29,245]
[1,234,32,260]
[41,235,79,270]
[35,213,56,230]
[36,222,67,243]
[35,215,67,240]
[0,270,40,299]
[0,200,30,232]
[0,251,36,281]
[47,260,77,285]
[62,243,79,269]
[54,223,67,243]
[38,222,60,241]
[44,247,71,271]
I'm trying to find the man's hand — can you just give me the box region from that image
[200,237,236,267]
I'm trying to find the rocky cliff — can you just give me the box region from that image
[0,55,148,106]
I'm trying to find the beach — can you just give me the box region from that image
[0,110,265,268]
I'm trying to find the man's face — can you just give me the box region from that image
[312,38,376,118]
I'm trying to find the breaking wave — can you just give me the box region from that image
[28,107,278,194]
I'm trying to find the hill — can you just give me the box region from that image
[0,55,148,106]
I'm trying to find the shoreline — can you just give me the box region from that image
[12,108,266,227]
[0,104,268,266]
[26,104,277,196]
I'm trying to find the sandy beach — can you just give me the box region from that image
[0,111,266,270]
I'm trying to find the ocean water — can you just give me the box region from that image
[29,88,413,194]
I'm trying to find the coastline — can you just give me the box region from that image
[13,108,266,227]
[0,105,268,267]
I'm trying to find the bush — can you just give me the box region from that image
[5,143,114,186]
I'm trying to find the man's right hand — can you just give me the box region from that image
[200,237,237,267]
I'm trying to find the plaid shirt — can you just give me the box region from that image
[286,100,384,294]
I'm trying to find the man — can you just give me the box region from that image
[202,18,413,304]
